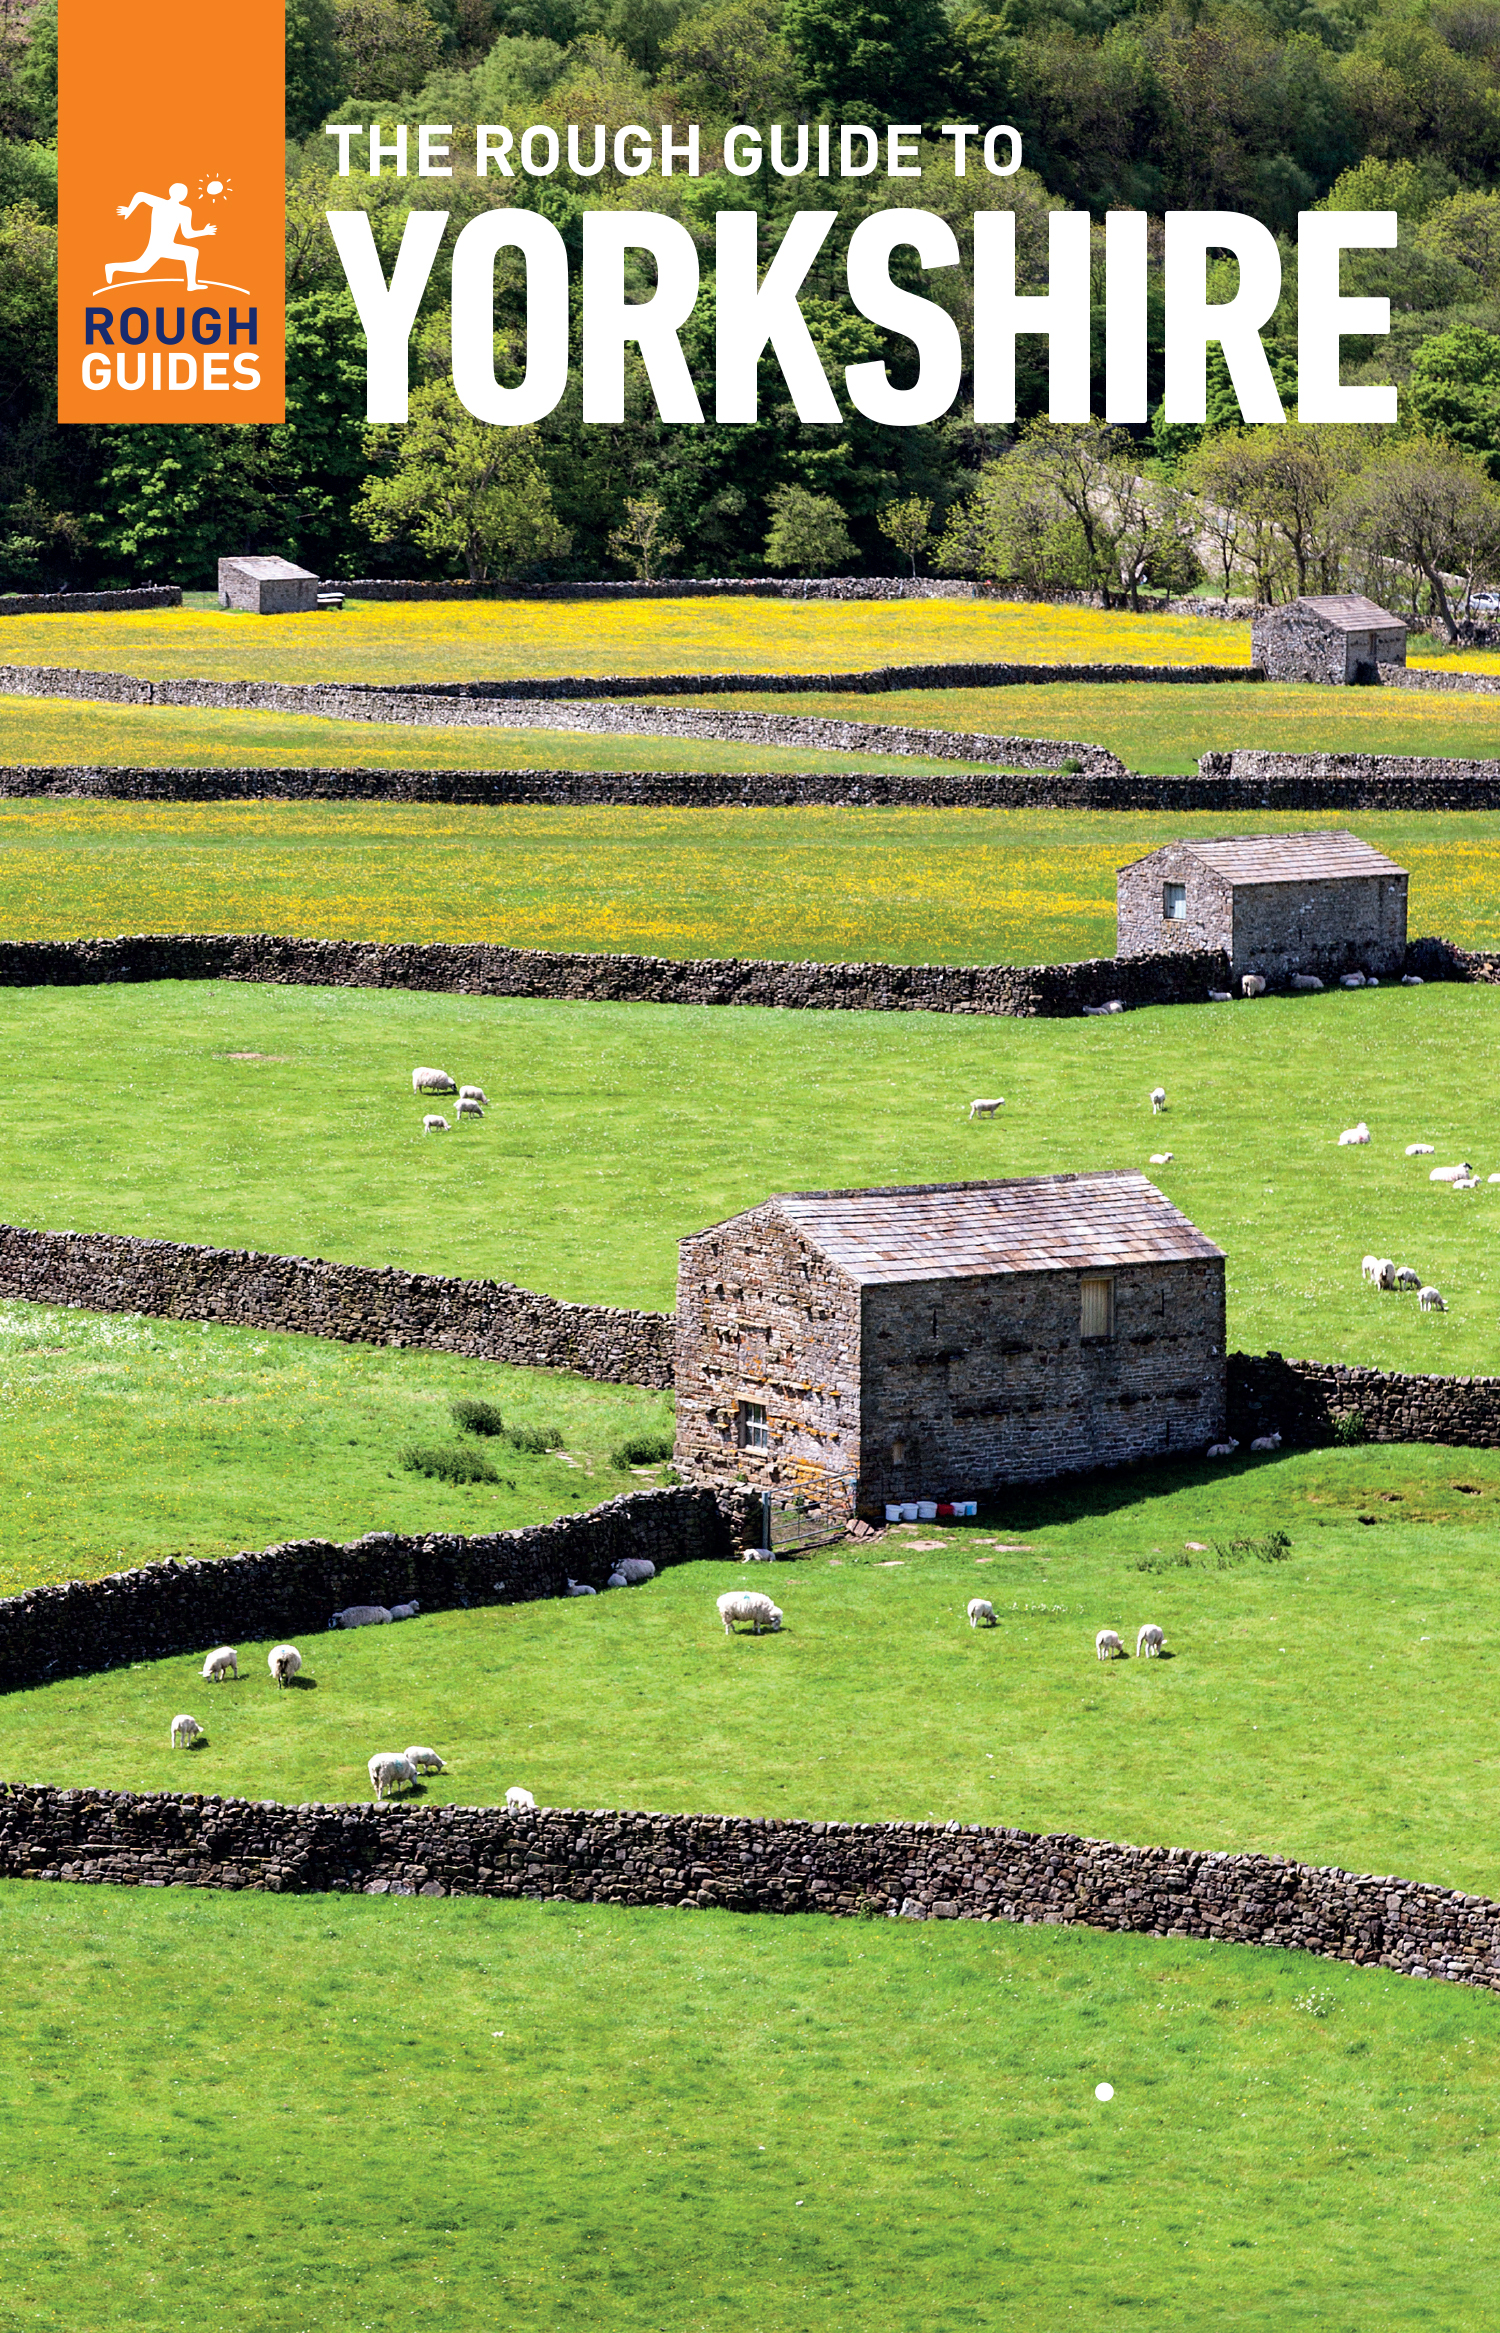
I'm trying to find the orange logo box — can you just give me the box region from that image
[58,0,285,422]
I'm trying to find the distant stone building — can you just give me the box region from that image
[674,1174,1226,1516]
[217,555,321,615]
[1252,594,1407,684]
[1116,830,1408,984]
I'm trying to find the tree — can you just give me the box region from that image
[360,386,570,580]
[1409,324,1500,481]
[331,0,445,99]
[781,0,949,121]
[763,485,857,575]
[877,493,933,579]
[935,457,1096,597]
[286,0,343,136]
[661,0,796,118]
[608,494,681,582]
[1338,438,1500,640]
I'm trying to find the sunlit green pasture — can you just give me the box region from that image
[0,979,1497,1374]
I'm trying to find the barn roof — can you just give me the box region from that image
[1265,593,1406,633]
[698,1172,1224,1285]
[1119,830,1406,886]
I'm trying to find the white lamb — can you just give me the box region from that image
[1374,1258,1397,1290]
[423,1114,450,1134]
[1208,989,1233,1002]
[1430,1163,1473,1183]
[613,1557,656,1586]
[1150,1086,1167,1113]
[1292,973,1324,992]
[455,1097,484,1121]
[1207,1439,1240,1458]
[1419,1286,1448,1311]
[1095,1629,1125,1661]
[412,1067,456,1094]
[330,1604,392,1629]
[1395,1267,1421,1291]
[1136,1623,1164,1657]
[1406,1144,1435,1157]
[741,1547,777,1563]
[389,1601,420,1621]
[1149,1152,1173,1165]
[967,1598,997,1627]
[717,1589,783,1636]
[604,1571,626,1589]
[368,1751,420,1801]
[1401,974,1424,986]
[506,1786,536,1812]
[1361,1254,1381,1284]
[459,1086,488,1105]
[170,1713,202,1748]
[201,1646,237,1683]
[1250,1432,1282,1452]
[268,1644,302,1687]
[1340,972,1367,990]
[1241,974,1266,997]
[405,1746,447,1773]
[1338,1122,1371,1146]
[565,1578,596,1595]
[968,1097,1004,1120]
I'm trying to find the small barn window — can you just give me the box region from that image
[738,1400,768,1451]
[1080,1277,1114,1340]
[1162,882,1187,921]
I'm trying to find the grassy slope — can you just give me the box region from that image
[673,681,1500,771]
[3,1888,1494,2333]
[0,1301,674,1595]
[5,797,1500,961]
[1,979,1498,1372]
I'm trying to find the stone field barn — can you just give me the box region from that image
[1251,593,1407,684]
[673,1174,1226,1517]
[1116,829,1408,984]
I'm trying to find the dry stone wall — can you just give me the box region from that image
[0,587,180,616]
[1230,1350,1500,1448]
[321,661,1250,700]
[0,1786,1493,1988]
[1202,749,1500,805]
[0,1223,674,1388]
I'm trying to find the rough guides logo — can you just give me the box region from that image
[57,0,286,423]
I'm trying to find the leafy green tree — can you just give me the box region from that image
[661,0,796,117]
[1409,324,1500,481]
[781,0,948,120]
[763,484,857,573]
[608,493,681,581]
[7,0,55,139]
[1337,436,1500,639]
[286,0,343,137]
[876,492,933,578]
[332,0,445,99]
[361,386,570,580]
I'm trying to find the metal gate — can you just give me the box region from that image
[761,1484,853,1554]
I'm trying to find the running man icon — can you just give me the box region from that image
[106,183,216,288]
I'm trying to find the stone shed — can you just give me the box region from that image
[1116,829,1408,983]
[673,1173,1226,1517]
[1252,594,1407,684]
[217,555,320,615]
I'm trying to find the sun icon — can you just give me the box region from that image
[197,173,232,205]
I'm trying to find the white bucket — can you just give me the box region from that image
[899,1503,919,1522]
[884,1504,902,1523]
[961,1500,978,1517]
[917,1501,937,1520]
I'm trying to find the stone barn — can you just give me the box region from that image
[673,1173,1226,1517]
[1252,594,1407,684]
[1116,829,1408,984]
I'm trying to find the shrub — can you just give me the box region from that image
[610,1428,677,1469]
[1334,1409,1369,1446]
[506,1422,563,1453]
[400,1441,504,1485]
[450,1397,506,1436]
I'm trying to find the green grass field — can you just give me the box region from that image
[2,978,1498,1373]
[4,797,1500,962]
[4,1886,1494,2333]
[7,1444,1500,1892]
[0,1300,674,1596]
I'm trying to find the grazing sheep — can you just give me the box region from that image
[405,1746,446,1774]
[423,1113,450,1134]
[1292,974,1324,992]
[506,1786,536,1812]
[455,1097,484,1121]
[1096,1629,1125,1661]
[1419,1286,1448,1311]
[1149,1151,1173,1165]
[330,1604,392,1629]
[1430,1163,1473,1183]
[968,1097,1004,1119]
[268,1644,302,1688]
[389,1600,420,1621]
[1406,1144,1436,1156]
[741,1547,776,1563]
[1250,1432,1282,1452]
[201,1646,237,1683]
[1241,974,1266,998]
[1208,988,1233,1002]
[1136,1623,1164,1657]
[1207,1439,1240,1458]
[1374,1258,1397,1289]
[1395,1266,1421,1291]
[459,1086,488,1105]
[1338,1122,1371,1146]
[412,1067,456,1094]
[565,1578,597,1595]
[1150,1086,1167,1113]
[717,1589,783,1636]
[967,1598,997,1627]
[1361,1254,1380,1284]
[170,1713,202,1748]
[369,1752,420,1802]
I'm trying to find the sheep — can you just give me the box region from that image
[1241,974,1266,998]
[1340,972,1367,989]
[423,1114,450,1134]
[369,1752,420,1802]
[459,1085,489,1105]
[412,1067,456,1094]
[604,1571,626,1590]
[565,1578,596,1595]
[613,1557,656,1586]
[968,1097,1004,1120]
[717,1589,783,1636]
[506,1786,536,1812]
[455,1097,484,1121]
[170,1713,202,1748]
[1406,1144,1436,1156]
[201,1646,237,1683]
[1338,1122,1371,1146]
[741,1547,776,1563]
[1430,1163,1473,1183]
[331,1605,392,1629]
[389,1600,420,1621]
[1292,974,1324,993]
[1395,1266,1421,1292]
[1419,1286,1448,1311]
[1401,974,1424,987]
[405,1746,446,1774]
[1250,1432,1282,1452]
[1208,988,1233,1002]
[1096,1628,1125,1661]
[1374,1258,1397,1289]
[1136,1623,1164,1657]
[967,1598,997,1627]
[1454,1175,1479,1190]
[1207,1439,1240,1458]
[1149,1152,1173,1165]
[268,1644,302,1688]
[1150,1086,1167,1113]
[1361,1254,1381,1285]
